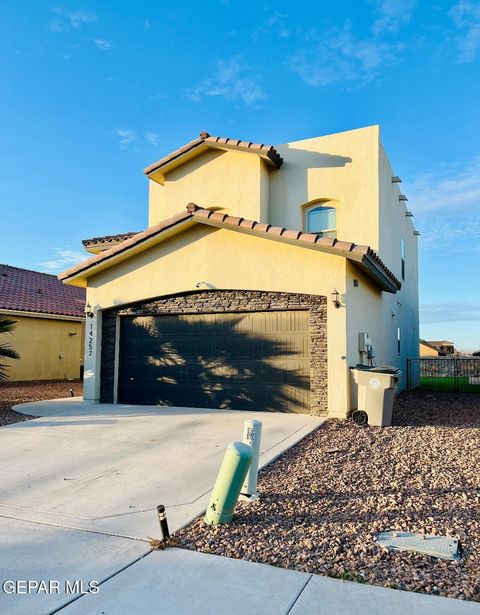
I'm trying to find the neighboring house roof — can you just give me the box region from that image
[59,204,401,293]
[82,232,139,253]
[144,132,283,183]
[0,264,85,318]
[427,340,454,346]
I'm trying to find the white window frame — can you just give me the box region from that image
[303,202,337,237]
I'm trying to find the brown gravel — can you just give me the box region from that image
[175,391,480,602]
[0,379,83,426]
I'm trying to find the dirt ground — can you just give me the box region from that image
[175,391,480,602]
[0,379,83,426]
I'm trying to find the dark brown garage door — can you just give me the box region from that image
[118,311,310,413]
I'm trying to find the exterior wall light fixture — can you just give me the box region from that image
[195,281,216,289]
[84,302,95,318]
[413,230,421,236]
[392,176,402,183]
[405,211,414,217]
[399,195,408,201]
[331,289,342,308]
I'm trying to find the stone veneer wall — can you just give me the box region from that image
[100,290,327,415]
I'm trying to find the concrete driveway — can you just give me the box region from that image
[0,398,323,614]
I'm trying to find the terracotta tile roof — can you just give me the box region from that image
[0,264,85,318]
[59,204,401,293]
[144,131,283,179]
[82,232,139,250]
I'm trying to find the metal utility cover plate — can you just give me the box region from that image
[375,531,460,560]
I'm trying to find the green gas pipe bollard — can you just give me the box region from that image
[204,441,252,525]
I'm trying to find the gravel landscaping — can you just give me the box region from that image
[0,379,83,426]
[175,391,480,602]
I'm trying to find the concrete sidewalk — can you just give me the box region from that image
[59,549,480,615]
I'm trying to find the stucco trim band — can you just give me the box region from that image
[0,309,84,322]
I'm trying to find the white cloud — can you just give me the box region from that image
[449,0,480,62]
[371,0,417,34]
[185,57,266,106]
[421,301,480,323]
[51,8,97,28]
[115,128,137,149]
[49,19,69,33]
[289,23,403,87]
[406,157,480,214]
[407,157,480,256]
[418,215,480,254]
[38,248,85,273]
[94,38,112,50]
[145,132,160,146]
[264,12,290,38]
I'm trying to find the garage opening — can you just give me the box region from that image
[117,311,311,413]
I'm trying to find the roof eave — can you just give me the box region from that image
[59,215,195,285]
[359,255,401,293]
[144,137,283,185]
[194,213,400,293]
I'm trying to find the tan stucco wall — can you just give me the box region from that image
[86,225,350,416]
[342,136,419,396]
[2,314,84,381]
[148,149,270,226]
[267,126,381,248]
[420,342,438,357]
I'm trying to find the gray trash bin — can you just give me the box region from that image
[351,365,401,427]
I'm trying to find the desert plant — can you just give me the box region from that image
[0,316,20,382]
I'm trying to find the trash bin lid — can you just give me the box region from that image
[352,364,401,375]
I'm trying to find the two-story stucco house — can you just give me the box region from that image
[59,125,419,418]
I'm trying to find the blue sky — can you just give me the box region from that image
[1,1,479,351]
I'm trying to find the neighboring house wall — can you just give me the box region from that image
[3,314,84,381]
[420,342,439,357]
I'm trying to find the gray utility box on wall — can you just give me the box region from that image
[351,365,401,427]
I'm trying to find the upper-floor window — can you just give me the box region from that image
[305,205,337,238]
[401,238,405,280]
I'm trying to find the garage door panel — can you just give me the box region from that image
[118,311,311,413]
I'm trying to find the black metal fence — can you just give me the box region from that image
[407,358,480,392]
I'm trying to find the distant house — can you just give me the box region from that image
[0,265,85,381]
[419,340,440,357]
[423,340,455,356]
[59,126,419,417]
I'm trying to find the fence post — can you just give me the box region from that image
[454,358,459,392]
